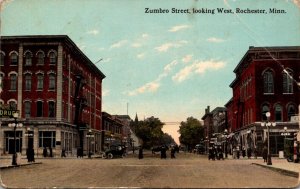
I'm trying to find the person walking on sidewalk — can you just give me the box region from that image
[262,146,268,163]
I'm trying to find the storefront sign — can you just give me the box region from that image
[0,108,19,118]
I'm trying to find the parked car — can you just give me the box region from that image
[102,145,127,159]
[194,144,205,154]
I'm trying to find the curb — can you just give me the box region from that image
[0,162,42,169]
[252,163,299,178]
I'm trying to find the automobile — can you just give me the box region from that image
[193,144,205,154]
[101,145,127,159]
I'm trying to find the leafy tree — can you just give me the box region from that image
[130,116,167,149]
[178,117,204,151]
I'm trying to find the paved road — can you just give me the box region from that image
[0,152,299,188]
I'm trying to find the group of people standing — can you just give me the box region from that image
[138,145,177,159]
[208,146,224,160]
[43,146,53,158]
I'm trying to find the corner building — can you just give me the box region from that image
[227,46,300,155]
[0,35,105,156]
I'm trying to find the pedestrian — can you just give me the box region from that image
[171,147,176,159]
[160,145,167,159]
[242,146,246,158]
[77,147,83,158]
[236,146,240,159]
[31,148,35,162]
[49,147,53,157]
[26,148,31,162]
[262,146,268,163]
[61,149,66,158]
[254,147,258,159]
[232,147,236,159]
[247,147,252,159]
[43,146,48,157]
[138,146,143,159]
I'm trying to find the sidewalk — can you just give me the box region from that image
[226,154,300,178]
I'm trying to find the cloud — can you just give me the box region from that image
[137,53,145,59]
[293,0,300,8]
[127,81,160,96]
[207,37,225,43]
[155,40,188,52]
[110,40,128,49]
[172,60,226,83]
[142,33,149,38]
[131,33,150,48]
[168,25,191,32]
[125,59,178,96]
[86,29,99,35]
[182,54,193,63]
[102,58,111,63]
[164,60,178,72]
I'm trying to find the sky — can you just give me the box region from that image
[1,0,300,144]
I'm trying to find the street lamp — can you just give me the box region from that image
[8,112,23,166]
[281,126,290,139]
[86,129,94,158]
[261,112,276,165]
[223,129,228,158]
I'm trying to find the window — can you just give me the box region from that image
[9,101,17,110]
[49,74,56,90]
[10,74,17,90]
[37,51,45,65]
[0,73,4,92]
[24,52,32,66]
[37,101,43,117]
[37,74,44,90]
[261,105,270,121]
[274,104,282,121]
[283,70,293,93]
[24,101,31,118]
[49,52,57,64]
[287,104,296,121]
[0,52,4,66]
[10,52,18,65]
[39,131,56,147]
[263,70,274,94]
[48,101,55,117]
[25,74,31,91]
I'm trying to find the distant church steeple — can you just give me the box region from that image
[134,113,138,122]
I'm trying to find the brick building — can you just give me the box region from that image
[226,46,300,155]
[0,35,105,156]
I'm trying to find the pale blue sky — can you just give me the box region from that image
[1,0,300,143]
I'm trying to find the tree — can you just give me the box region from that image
[130,116,166,149]
[178,117,204,151]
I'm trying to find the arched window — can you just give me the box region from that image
[8,100,17,110]
[49,74,56,90]
[48,101,55,117]
[37,74,44,90]
[49,51,57,64]
[261,104,270,121]
[24,51,32,66]
[0,52,5,66]
[25,74,32,91]
[283,69,293,93]
[10,74,17,90]
[287,104,296,121]
[24,101,31,118]
[36,101,43,117]
[36,51,45,65]
[274,104,282,121]
[263,70,274,94]
[10,52,18,65]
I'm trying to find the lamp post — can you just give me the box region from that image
[261,112,276,165]
[86,129,94,158]
[281,126,290,139]
[223,129,228,158]
[8,112,23,166]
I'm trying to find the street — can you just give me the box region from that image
[0,152,298,188]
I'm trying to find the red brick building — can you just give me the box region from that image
[0,35,105,156]
[227,46,300,155]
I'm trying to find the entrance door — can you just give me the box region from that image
[7,138,21,154]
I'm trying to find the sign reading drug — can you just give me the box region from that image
[0,107,19,118]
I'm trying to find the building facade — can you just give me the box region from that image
[0,35,105,156]
[227,46,300,155]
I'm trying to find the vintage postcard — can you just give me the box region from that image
[0,0,299,188]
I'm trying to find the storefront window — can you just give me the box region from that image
[39,131,56,147]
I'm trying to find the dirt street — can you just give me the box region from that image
[0,152,298,188]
